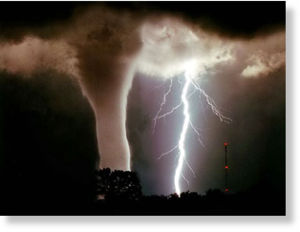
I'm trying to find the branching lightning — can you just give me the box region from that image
[153,89,196,124]
[190,79,232,124]
[154,62,232,196]
[153,79,173,133]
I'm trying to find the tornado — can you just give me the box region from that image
[0,5,142,171]
[67,7,142,171]
[78,60,137,171]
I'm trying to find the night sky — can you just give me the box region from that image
[0,1,285,205]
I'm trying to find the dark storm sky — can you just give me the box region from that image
[0,2,285,196]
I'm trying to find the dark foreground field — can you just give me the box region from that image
[0,169,285,216]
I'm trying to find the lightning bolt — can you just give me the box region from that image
[154,62,231,196]
[175,71,191,195]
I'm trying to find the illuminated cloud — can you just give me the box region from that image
[241,51,285,78]
[136,17,234,79]
[0,37,77,77]
[239,32,285,78]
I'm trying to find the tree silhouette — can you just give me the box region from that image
[95,168,142,201]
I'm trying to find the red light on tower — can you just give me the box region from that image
[224,141,229,193]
